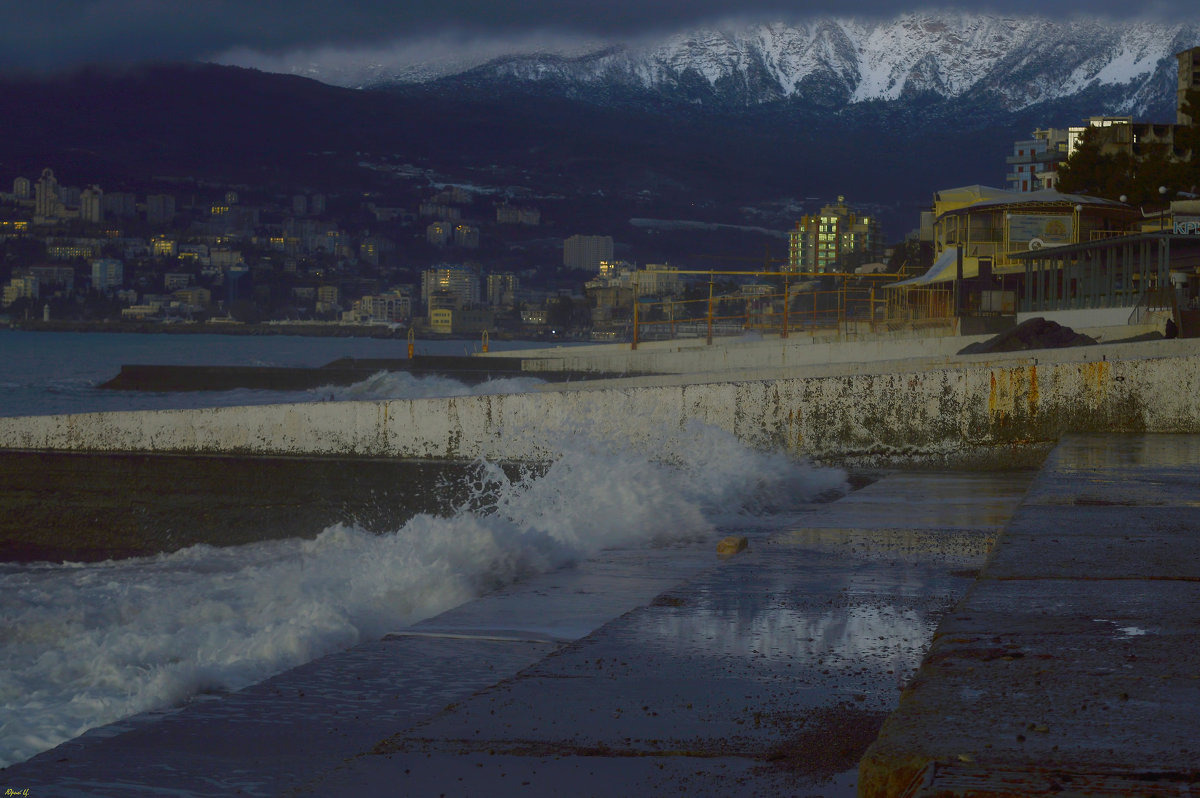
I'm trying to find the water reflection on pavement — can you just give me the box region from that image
[306,471,1034,797]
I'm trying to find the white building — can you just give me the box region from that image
[359,290,411,323]
[637,264,682,296]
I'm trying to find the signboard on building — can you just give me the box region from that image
[1175,216,1200,235]
[1009,214,1073,249]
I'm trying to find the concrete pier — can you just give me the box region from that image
[859,433,1200,797]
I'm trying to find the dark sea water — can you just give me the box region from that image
[0,329,548,417]
[0,330,849,769]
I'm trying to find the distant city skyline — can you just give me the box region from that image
[2,0,1196,74]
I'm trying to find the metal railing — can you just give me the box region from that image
[612,270,951,349]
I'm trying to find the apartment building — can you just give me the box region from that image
[788,197,881,273]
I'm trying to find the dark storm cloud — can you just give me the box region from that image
[1,0,1194,73]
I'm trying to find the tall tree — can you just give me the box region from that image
[1057,100,1200,204]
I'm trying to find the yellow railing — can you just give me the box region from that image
[619,271,926,349]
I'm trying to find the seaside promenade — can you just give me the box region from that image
[2,463,1032,796]
[6,432,1197,795]
[3,333,1200,795]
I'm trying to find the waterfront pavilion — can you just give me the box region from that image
[929,186,1137,276]
[1008,230,1200,326]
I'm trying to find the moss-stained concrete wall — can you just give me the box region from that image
[2,349,1198,468]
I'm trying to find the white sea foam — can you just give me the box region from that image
[0,424,845,768]
[326,371,545,401]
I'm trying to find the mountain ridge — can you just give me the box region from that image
[3,14,1199,245]
[231,13,1200,120]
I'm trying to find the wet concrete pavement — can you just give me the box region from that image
[859,434,1200,797]
[1,469,1034,797]
[299,472,1028,798]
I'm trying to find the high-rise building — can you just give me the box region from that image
[34,168,59,219]
[486,273,519,307]
[90,258,124,291]
[421,264,480,307]
[12,177,30,200]
[788,197,882,274]
[426,221,451,246]
[80,185,103,224]
[563,235,614,272]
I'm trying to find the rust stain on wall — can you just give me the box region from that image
[1080,360,1110,402]
[788,407,804,452]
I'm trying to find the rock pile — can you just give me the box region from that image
[958,318,1096,355]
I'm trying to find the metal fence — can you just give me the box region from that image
[619,271,955,348]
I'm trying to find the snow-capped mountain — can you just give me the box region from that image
[222,13,1200,117]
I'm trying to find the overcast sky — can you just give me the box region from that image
[1,0,1195,73]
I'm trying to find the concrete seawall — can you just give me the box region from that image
[2,340,1198,468]
[488,321,1160,376]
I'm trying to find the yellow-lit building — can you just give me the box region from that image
[925,185,1136,280]
[174,287,212,308]
[421,265,480,307]
[886,186,1200,328]
[429,307,494,334]
[2,275,39,307]
[152,237,177,258]
[46,242,99,260]
[788,196,881,273]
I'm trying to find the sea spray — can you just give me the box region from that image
[0,423,845,768]
[328,371,545,402]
